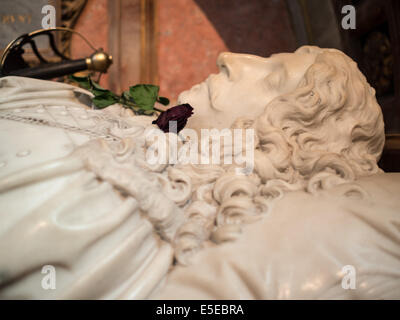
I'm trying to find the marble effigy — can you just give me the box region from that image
[0,46,399,299]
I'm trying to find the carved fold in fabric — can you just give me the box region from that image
[1,45,399,300]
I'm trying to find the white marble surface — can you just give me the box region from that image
[0,46,399,299]
[0,77,178,299]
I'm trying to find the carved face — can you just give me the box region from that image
[178,50,318,132]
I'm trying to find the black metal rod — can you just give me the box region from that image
[6,59,88,80]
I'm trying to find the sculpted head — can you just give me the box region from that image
[179,47,317,132]
[171,46,386,261]
[178,46,385,188]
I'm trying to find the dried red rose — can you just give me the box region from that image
[152,103,193,133]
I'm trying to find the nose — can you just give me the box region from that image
[217,52,236,80]
[217,52,261,80]
[217,52,271,81]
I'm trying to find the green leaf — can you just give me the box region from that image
[128,84,159,111]
[122,90,133,102]
[92,91,119,108]
[69,75,91,90]
[92,96,118,108]
[157,96,170,106]
[69,76,168,114]
[90,79,108,92]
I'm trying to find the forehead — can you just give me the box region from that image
[269,52,318,69]
[270,51,317,61]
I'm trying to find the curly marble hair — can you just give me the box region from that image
[255,46,385,190]
[172,46,385,264]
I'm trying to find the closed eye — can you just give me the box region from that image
[264,65,287,91]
